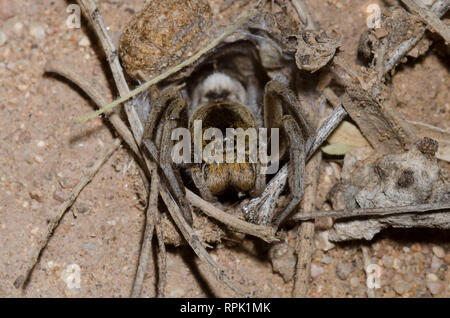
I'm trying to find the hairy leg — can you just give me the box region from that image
[272,115,306,229]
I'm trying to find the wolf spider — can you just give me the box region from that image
[139,46,315,230]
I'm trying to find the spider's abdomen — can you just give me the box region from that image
[189,101,260,197]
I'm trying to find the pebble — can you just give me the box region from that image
[430,255,443,273]
[59,177,77,189]
[61,264,81,294]
[445,254,450,265]
[34,155,44,164]
[76,202,91,214]
[0,30,7,46]
[37,140,46,148]
[269,243,296,282]
[310,264,325,278]
[78,36,90,47]
[393,258,402,270]
[426,281,443,295]
[410,243,421,252]
[426,273,438,282]
[336,262,353,280]
[53,190,65,202]
[29,24,46,41]
[349,276,360,288]
[315,231,335,251]
[17,84,28,92]
[432,246,445,259]
[381,255,393,268]
[392,276,411,296]
[320,255,332,265]
[29,189,44,202]
[13,22,23,35]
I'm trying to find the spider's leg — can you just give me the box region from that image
[249,163,266,197]
[159,98,194,225]
[190,165,217,202]
[272,115,306,229]
[142,86,183,141]
[141,87,193,224]
[264,80,315,151]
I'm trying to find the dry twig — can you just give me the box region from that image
[290,202,450,222]
[16,138,121,289]
[292,152,321,297]
[186,189,277,243]
[401,0,450,43]
[130,166,158,298]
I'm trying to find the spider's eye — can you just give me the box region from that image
[205,90,230,103]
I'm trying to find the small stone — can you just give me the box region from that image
[76,202,91,214]
[59,177,77,189]
[310,264,325,279]
[315,217,333,230]
[336,262,353,280]
[320,255,332,265]
[350,276,360,288]
[34,155,44,163]
[0,31,7,46]
[315,231,335,251]
[78,36,90,47]
[426,273,438,282]
[13,22,23,35]
[17,84,28,92]
[269,243,296,282]
[410,243,421,252]
[29,24,46,41]
[392,275,411,296]
[13,275,24,288]
[61,264,81,293]
[426,281,443,295]
[29,189,44,202]
[381,255,393,268]
[430,255,443,273]
[432,246,445,259]
[53,190,65,202]
[393,258,402,270]
[37,140,46,148]
[444,254,450,265]
[30,227,40,235]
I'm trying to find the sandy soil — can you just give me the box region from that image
[0,0,448,298]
